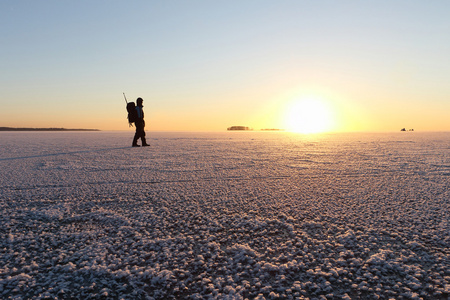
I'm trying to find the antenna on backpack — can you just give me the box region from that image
[123,92,128,104]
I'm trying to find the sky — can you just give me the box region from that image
[1,1,449,132]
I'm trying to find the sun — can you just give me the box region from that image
[283,98,334,133]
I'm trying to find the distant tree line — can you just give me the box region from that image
[0,127,99,131]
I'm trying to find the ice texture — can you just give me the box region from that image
[0,131,449,299]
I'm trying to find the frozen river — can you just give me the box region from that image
[1,131,449,299]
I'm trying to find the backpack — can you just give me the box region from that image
[126,102,138,125]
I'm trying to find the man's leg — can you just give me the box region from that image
[140,130,149,146]
[132,123,140,147]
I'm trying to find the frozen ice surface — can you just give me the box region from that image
[1,131,449,299]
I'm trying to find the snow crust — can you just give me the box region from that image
[1,131,449,299]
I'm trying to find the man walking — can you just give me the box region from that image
[132,97,150,147]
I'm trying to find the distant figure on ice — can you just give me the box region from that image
[132,97,150,147]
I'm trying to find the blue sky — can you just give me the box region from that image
[1,1,449,131]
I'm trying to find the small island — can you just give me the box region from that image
[0,127,100,131]
[227,126,252,131]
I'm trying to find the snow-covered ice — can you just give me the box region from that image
[1,131,449,299]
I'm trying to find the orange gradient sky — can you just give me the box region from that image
[1,1,449,132]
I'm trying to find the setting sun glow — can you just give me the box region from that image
[283,98,334,134]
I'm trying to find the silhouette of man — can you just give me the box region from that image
[132,97,150,147]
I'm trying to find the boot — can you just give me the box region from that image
[142,137,150,147]
[132,135,139,147]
